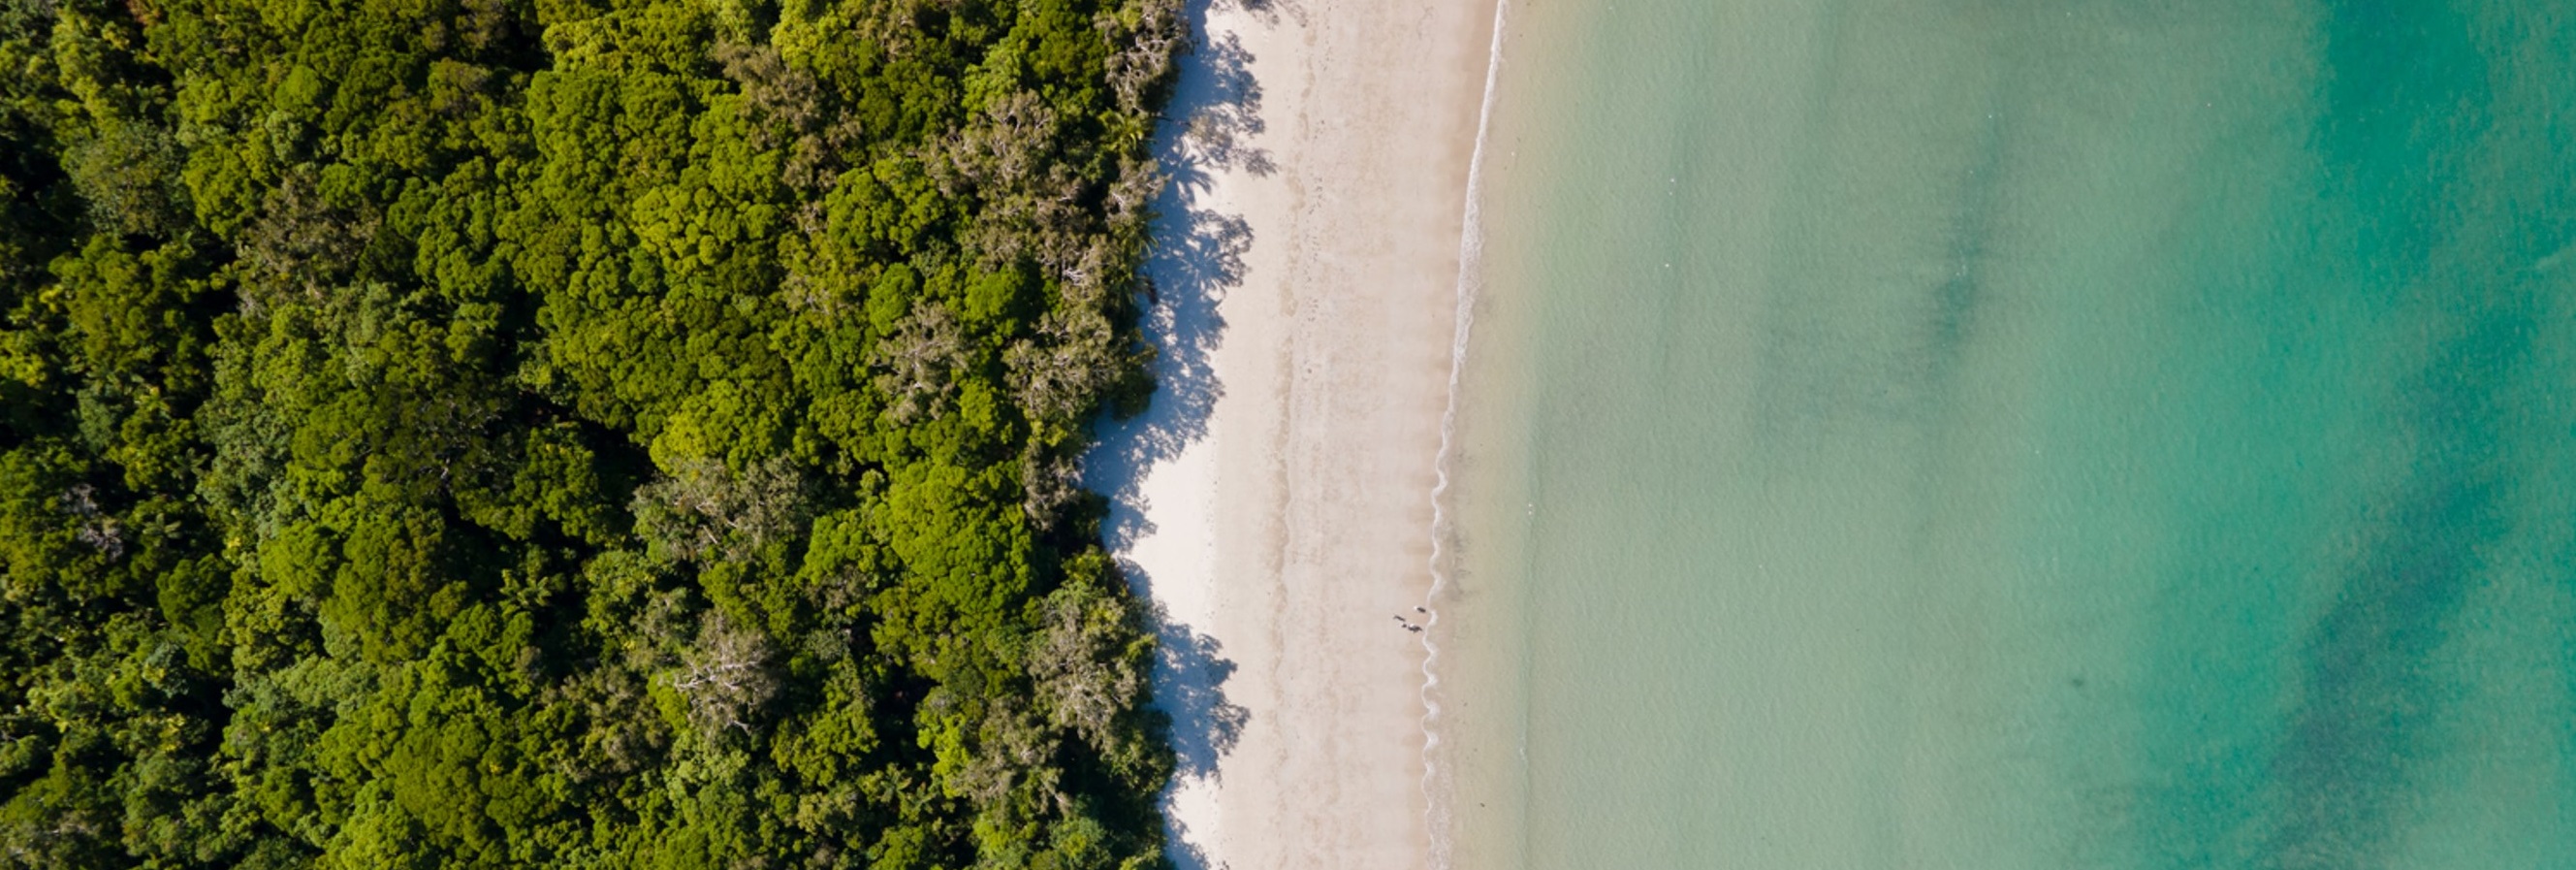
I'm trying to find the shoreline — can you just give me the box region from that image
[1085,0,1501,866]
[1421,0,1515,863]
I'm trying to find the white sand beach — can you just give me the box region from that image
[1084,0,1499,866]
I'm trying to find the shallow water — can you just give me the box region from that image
[1437,0,2576,866]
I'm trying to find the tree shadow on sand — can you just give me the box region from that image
[1081,2,1282,868]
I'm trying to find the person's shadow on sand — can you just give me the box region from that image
[1083,1,1295,867]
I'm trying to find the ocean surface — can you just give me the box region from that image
[1433,0,2576,867]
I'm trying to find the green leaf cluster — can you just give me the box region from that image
[0,0,1186,865]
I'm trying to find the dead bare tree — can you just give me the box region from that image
[666,609,778,736]
[945,695,1062,814]
[1100,0,1185,117]
[870,302,969,423]
[59,484,124,560]
[1027,582,1147,751]
[630,455,811,564]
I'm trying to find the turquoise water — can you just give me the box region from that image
[1436,0,2576,867]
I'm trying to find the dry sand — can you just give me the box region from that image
[1083,0,1501,867]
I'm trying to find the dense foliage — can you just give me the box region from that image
[0,0,1185,865]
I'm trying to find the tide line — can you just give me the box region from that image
[1420,0,1513,865]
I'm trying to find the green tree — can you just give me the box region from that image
[0,0,1186,865]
